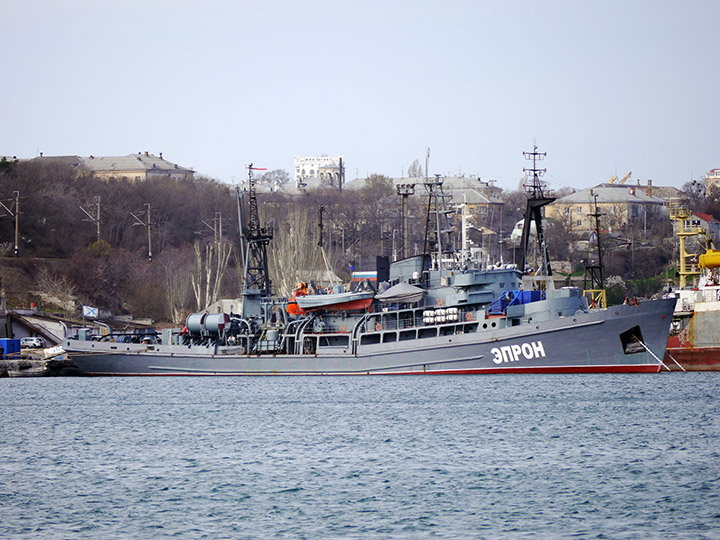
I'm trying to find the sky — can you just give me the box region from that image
[2,0,719,191]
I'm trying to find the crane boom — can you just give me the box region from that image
[619,171,632,184]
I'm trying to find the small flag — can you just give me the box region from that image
[82,305,98,318]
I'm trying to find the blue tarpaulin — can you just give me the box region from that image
[0,338,21,357]
[489,290,545,314]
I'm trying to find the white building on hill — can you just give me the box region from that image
[294,155,344,188]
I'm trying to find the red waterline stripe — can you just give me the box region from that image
[85,364,661,376]
[390,365,662,375]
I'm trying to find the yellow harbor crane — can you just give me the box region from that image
[608,171,632,184]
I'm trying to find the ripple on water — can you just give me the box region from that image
[1,374,719,539]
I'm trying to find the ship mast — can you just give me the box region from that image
[518,145,555,280]
[583,194,607,308]
[237,164,273,317]
[669,199,704,289]
[422,175,455,270]
[396,183,415,260]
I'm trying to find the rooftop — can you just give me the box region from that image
[82,152,193,173]
[555,183,666,205]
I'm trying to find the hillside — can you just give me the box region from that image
[0,158,708,323]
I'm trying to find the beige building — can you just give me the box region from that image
[705,168,720,191]
[547,182,670,234]
[82,152,194,182]
[25,152,194,182]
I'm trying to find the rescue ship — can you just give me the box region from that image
[661,201,720,371]
[63,153,676,375]
[664,248,720,371]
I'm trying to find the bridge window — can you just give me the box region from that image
[360,334,381,345]
[418,327,437,339]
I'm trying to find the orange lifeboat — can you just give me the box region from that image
[286,282,309,315]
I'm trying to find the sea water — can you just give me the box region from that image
[1,374,719,539]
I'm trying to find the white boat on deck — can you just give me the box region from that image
[376,282,425,304]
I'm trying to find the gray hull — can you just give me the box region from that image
[64,298,675,376]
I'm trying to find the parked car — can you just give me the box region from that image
[21,337,46,349]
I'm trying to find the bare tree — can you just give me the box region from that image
[191,240,233,311]
[161,248,195,323]
[258,169,291,187]
[682,179,706,209]
[407,159,423,178]
[33,266,78,315]
[268,204,324,297]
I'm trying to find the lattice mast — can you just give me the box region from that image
[584,194,605,290]
[583,194,607,308]
[422,176,455,270]
[237,164,273,311]
[518,145,555,277]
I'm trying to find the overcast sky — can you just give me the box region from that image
[2,0,718,190]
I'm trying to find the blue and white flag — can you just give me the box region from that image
[82,305,98,318]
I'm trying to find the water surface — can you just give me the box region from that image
[1,374,719,539]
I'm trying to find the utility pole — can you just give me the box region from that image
[13,191,19,257]
[318,206,325,247]
[79,196,101,241]
[201,212,223,245]
[425,147,430,180]
[0,191,21,257]
[338,157,344,193]
[130,203,152,261]
[146,203,152,262]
